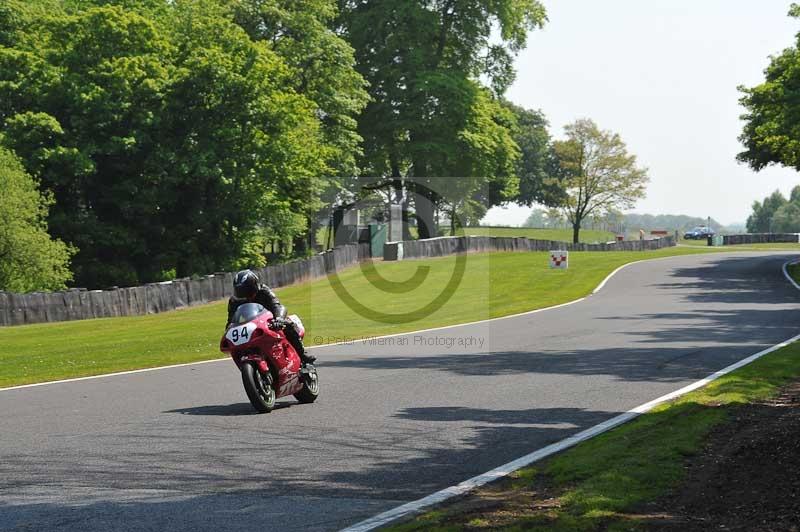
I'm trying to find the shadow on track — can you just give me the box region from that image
[164,401,296,416]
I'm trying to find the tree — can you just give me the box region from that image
[624,213,726,233]
[227,0,369,252]
[746,190,787,233]
[1,2,335,287]
[523,208,547,228]
[771,201,800,232]
[739,5,800,170]
[338,0,547,239]
[747,185,800,233]
[504,102,562,207]
[550,119,649,243]
[0,146,74,292]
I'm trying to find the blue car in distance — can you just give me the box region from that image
[684,226,715,240]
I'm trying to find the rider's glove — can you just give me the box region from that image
[269,317,287,330]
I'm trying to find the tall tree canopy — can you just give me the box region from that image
[550,119,649,244]
[227,0,369,252]
[338,0,546,238]
[747,187,800,233]
[739,4,800,171]
[0,146,74,292]
[0,0,365,288]
[746,189,788,233]
[504,101,562,207]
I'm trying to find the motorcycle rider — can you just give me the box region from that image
[226,269,315,365]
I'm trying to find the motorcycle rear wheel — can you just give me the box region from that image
[294,366,319,404]
[241,363,275,413]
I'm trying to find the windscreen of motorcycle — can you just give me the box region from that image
[231,303,266,325]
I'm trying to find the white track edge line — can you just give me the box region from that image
[339,258,800,532]
[0,252,745,393]
[782,258,800,291]
[0,358,228,391]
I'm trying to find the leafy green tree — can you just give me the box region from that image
[523,208,547,228]
[623,213,726,233]
[0,146,74,292]
[550,119,649,243]
[1,2,333,287]
[746,190,787,233]
[227,0,369,252]
[739,5,800,170]
[746,185,800,233]
[504,102,562,207]
[338,0,546,239]
[771,200,800,232]
[0,4,16,46]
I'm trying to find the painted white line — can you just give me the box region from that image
[0,358,228,392]
[592,258,649,294]
[340,257,800,532]
[782,258,800,291]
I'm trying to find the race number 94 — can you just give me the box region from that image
[226,323,257,346]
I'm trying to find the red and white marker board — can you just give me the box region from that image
[549,250,568,269]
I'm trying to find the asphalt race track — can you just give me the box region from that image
[1,252,799,531]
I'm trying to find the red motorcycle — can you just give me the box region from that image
[220,303,319,413]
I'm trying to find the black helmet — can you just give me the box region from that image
[233,270,259,299]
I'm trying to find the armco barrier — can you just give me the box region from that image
[0,243,370,327]
[723,233,800,245]
[384,235,675,261]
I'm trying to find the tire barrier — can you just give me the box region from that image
[383,235,675,261]
[722,233,800,245]
[0,243,371,327]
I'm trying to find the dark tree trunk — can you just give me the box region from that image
[573,222,581,244]
[292,234,307,257]
[305,215,320,252]
[415,189,436,239]
[401,193,412,240]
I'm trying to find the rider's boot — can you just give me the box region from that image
[294,336,316,365]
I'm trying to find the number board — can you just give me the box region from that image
[226,322,257,346]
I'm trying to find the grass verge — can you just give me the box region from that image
[386,339,800,532]
[788,261,800,284]
[0,246,743,388]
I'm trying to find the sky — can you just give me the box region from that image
[483,0,800,227]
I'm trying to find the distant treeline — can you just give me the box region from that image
[621,213,729,233]
[747,187,800,233]
[523,209,734,234]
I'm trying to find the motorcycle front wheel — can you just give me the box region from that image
[294,365,319,404]
[241,362,275,413]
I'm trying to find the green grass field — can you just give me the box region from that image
[388,339,800,531]
[0,247,717,388]
[788,261,800,284]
